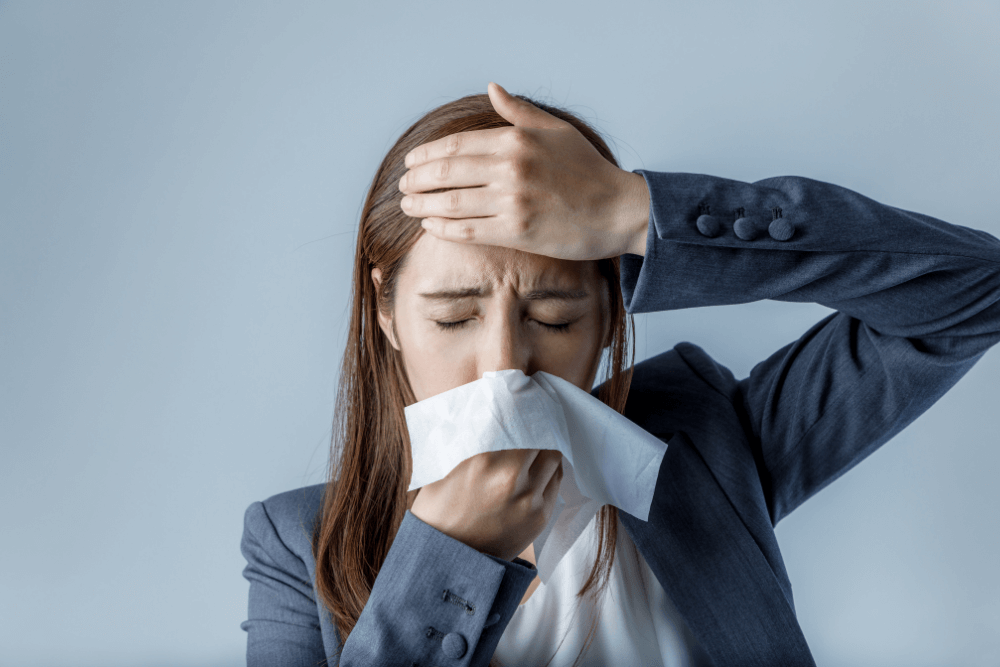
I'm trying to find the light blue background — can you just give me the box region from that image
[2,2,998,665]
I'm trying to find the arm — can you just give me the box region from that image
[619,169,1000,524]
[338,510,537,666]
[241,501,327,667]
[241,501,537,667]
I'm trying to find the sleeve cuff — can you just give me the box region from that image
[619,168,665,314]
[377,511,538,660]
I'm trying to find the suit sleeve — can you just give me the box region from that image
[241,500,538,667]
[335,510,537,666]
[241,501,327,667]
[619,169,1000,525]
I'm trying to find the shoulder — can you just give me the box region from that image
[593,340,738,398]
[591,341,740,434]
[242,482,327,567]
[670,341,740,397]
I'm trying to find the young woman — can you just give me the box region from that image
[240,82,1000,667]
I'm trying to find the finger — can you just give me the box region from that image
[541,457,563,508]
[399,154,503,195]
[489,82,570,131]
[530,450,563,490]
[402,182,500,221]
[421,215,508,247]
[403,127,508,169]
[503,448,542,492]
[485,447,541,472]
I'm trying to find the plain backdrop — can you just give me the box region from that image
[2,2,999,666]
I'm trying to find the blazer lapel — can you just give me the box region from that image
[619,430,816,667]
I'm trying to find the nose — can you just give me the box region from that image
[476,312,532,380]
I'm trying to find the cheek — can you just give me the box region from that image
[536,329,605,391]
[539,330,593,354]
[402,325,453,360]
[396,326,466,401]
[532,329,603,376]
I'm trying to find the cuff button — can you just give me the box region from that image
[768,218,795,241]
[442,631,468,659]
[696,214,721,238]
[733,217,760,241]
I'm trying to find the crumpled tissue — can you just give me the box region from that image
[404,369,668,583]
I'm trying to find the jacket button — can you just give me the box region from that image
[733,217,760,241]
[696,214,721,237]
[768,218,795,241]
[442,632,468,659]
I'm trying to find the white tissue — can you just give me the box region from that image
[404,369,668,583]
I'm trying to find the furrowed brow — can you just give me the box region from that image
[418,286,589,302]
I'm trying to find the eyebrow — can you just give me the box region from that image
[418,286,590,302]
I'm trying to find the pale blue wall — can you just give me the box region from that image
[2,2,998,665]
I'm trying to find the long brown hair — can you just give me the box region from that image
[312,89,638,667]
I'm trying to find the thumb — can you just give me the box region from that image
[487,81,565,130]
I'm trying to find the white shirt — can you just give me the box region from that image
[493,512,710,666]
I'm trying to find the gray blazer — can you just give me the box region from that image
[240,169,1000,666]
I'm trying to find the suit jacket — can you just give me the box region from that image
[240,169,1000,667]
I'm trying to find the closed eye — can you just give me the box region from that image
[435,319,573,333]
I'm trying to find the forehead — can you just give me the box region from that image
[401,231,600,293]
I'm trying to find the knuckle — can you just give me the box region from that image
[515,487,535,514]
[510,191,531,215]
[499,158,518,181]
[535,499,551,524]
[508,157,532,183]
[498,469,520,498]
[435,159,450,181]
[459,224,475,241]
[507,127,531,150]
[445,134,461,156]
[446,190,460,211]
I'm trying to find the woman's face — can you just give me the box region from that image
[372,230,612,402]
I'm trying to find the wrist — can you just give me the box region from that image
[616,171,650,257]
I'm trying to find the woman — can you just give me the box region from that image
[240,82,1000,667]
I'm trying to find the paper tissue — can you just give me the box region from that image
[404,369,668,583]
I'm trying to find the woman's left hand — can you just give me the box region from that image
[398,82,650,261]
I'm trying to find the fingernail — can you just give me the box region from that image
[401,195,412,210]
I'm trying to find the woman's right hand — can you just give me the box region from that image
[409,448,564,562]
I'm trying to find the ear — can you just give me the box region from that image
[371,267,401,351]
